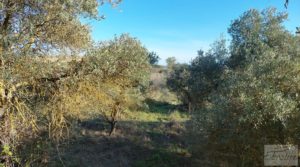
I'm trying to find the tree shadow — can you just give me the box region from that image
[145,98,179,114]
[46,118,191,167]
[79,118,107,131]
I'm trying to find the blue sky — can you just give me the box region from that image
[86,0,300,64]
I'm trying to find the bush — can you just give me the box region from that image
[0,34,151,165]
[189,8,300,166]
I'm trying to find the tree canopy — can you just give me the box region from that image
[167,8,300,166]
[148,52,160,65]
[0,0,121,54]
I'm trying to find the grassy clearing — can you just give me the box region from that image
[48,99,191,167]
[124,103,189,123]
[46,70,192,167]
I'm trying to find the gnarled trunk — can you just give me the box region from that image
[108,121,117,136]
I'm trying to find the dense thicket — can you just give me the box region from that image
[0,34,149,166]
[0,0,121,54]
[1,0,299,166]
[167,8,300,166]
[0,0,153,166]
[167,37,227,112]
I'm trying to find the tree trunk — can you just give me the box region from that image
[0,106,6,119]
[278,121,285,144]
[109,121,117,136]
[188,102,192,113]
[1,1,14,52]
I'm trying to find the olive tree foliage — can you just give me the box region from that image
[68,34,150,135]
[1,34,150,165]
[166,57,176,71]
[189,37,228,108]
[284,0,300,34]
[0,0,121,54]
[148,51,160,65]
[166,63,191,109]
[0,55,70,165]
[228,8,290,68]
[166,37,228,111]
[0,0,126,165]
[284,0,289,8]
[190,8,300,166]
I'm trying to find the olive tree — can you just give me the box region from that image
[61,34,150,135]
[166,63,191,111]
[166,37,228,112]
[189,37,228,108]
[148,52,160,65]
[190,8,300,166]
[0,0,122,165]
[0,0,121,54]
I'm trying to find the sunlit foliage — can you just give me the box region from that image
[0,0,121,54]
[189,8,300,166]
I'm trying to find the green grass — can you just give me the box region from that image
[123,97,189,123]
[124,109,189,123]
[48,70,191,167]
[47,97,191,167]
[122,96,191,167]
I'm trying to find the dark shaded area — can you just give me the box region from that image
[79,118,107,131]
[145,98,184,114]
[47,119,191,167]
